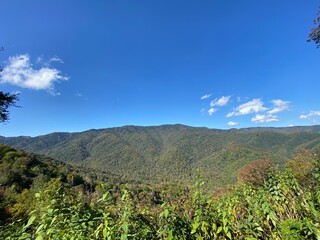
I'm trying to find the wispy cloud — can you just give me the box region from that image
[49,56,64,64]
[252,114,278,123]
[210,96,231,107]
[204,95,289,122]
[227,98,267,117]
[208,108,217,115]
[268,99,290,114]
[205,95,231,116]
[300,111,320,121]
[227,121,239,126]
[1,54,68,94]
[36,55,64,66]
[200,94,211,100]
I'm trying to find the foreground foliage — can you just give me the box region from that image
[1,145,320,239]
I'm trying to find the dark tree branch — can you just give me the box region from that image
[308,10,320,48]
[0,47,19,122]
[0,92,19,122]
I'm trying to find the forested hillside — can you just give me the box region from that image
[1,144,320,239]
[0,144,143,224]
[1,124,320,187]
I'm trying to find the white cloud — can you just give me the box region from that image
[210,95,231,107]
[200,94,211,100]
[75,93,83,97]
[300,111,320,120]
[227,98,267,117]
[36,55,64,66]
[1,54,68,93]
[227,121,239,126]
[252,114,278,123]
[226,112,235,117]
[49,56,64,64]
[208,108,217,115]
[268,99,290,114]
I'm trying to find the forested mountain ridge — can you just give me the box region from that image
[1,124,320,187]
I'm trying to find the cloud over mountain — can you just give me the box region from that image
[300,111,320,123]
[208,108,217,115]
[268,100,290,114]
[210,96,231,107]
[227,98,267,117]
[252,114,279,123]
[227,121,239,126]
[205,95,231,116]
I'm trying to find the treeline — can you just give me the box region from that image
[0,144,320,239]
[2,125,320,189]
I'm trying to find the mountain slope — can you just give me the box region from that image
[1,124,320,187]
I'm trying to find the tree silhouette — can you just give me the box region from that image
[308,9,320,47]
[0,47,19,122]
[0,91,18,122]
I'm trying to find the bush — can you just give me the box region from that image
[236,158,274,186]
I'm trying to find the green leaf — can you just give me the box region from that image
[47,208,54,215]
[36,235,43,240]
[222,218,227,226]
[212,223,217,230]
[24,215,36,229]
[191,221,200,234]
[103,227,107,239]
[256,226,264,232]
[122,222,129,233]
[35,224,44,234]
[163,209,169,218]
[201,221,208,233]
[121,233,128,240]
[50,216,57,227]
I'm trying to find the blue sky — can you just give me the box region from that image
[1,0,320,136]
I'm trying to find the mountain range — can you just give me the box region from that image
[1,124,320,188]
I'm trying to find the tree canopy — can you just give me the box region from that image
[0,91,18,122]
[308,9,320,47]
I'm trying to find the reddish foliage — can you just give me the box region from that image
[237,159,274,186]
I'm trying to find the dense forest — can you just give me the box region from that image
[1,125,320,188]
[1,141,320,239]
